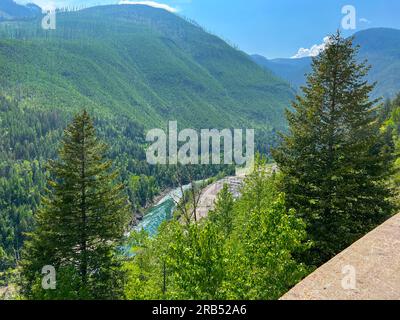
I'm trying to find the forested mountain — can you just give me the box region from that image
[0,0,41,21]
[252,28,400,99]
[355,28,400,99]
[0,4,294,130]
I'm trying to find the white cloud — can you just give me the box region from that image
[118,1,179,13]
[291,36,331,59]
[359,17,371,24]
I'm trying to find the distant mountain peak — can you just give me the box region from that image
[0,0,41,21]
[252,28,400,99]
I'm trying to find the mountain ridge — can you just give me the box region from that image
[252,28,400,99]
[0,0,41,21]
[0,4,295,132]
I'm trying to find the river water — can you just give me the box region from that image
[133,184,191,237]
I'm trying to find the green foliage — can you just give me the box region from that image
[223,194,309,300]
[0,159,44,270]
[221,158,309,299]
[129,175,159,212]
[208,184,234,236]
[0,266,20,300]
[273,32,395,266]
[165,220,226,300]
[125,157,308,300]
[20,111,130,299]
[381,93,400,201]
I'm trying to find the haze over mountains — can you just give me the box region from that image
[0,0,41,21]
[251,55,312,92]
[252,28,400,99]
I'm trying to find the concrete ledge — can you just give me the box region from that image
[281,214,400,300]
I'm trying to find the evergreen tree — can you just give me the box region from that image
[273,32,394,266]
[382,93,400,201]
[21,111,130,299]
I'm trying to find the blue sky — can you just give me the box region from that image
[16,0,400,58]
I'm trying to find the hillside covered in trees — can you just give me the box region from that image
[0,4,294,130]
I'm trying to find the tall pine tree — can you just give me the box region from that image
[21,111,130,299]
[273,32,394,266]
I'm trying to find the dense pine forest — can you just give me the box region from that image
[1,4,400,301]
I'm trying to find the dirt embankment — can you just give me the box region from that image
[196,176,245,220]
